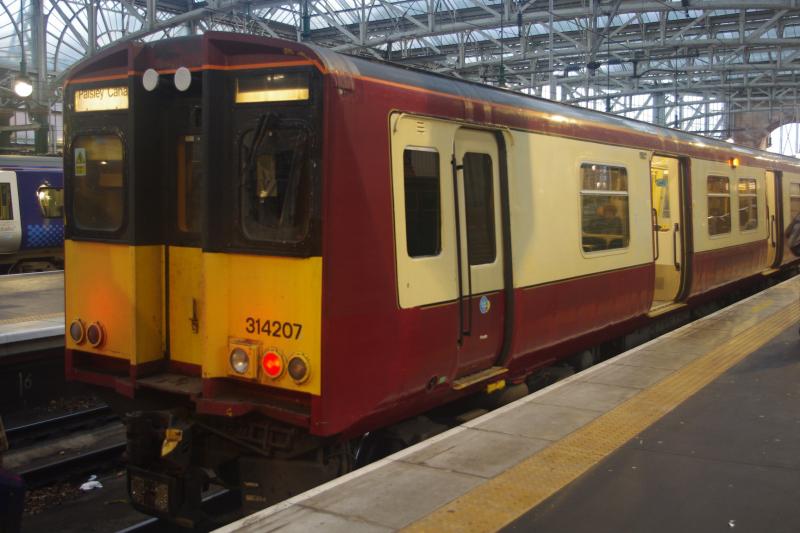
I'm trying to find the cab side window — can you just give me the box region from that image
[707,175,731,235]
[580,164,630,252]
[463,152,496,265]
[403,148,441,258]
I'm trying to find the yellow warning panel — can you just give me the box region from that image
[65,240,163,364]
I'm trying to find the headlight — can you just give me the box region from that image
[86,322,105,347]
[69,319,85,344]
[229,348,250,375]
[288,354,310,384]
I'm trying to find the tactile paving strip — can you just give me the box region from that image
[405,299,800,533]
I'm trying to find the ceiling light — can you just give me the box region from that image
[13,75,33,98]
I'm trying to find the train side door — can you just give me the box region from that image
[452,129,506,378]
[765,170,782,268]
[0,171,21,255]
[649,155,687,310]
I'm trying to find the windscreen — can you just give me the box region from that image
[72,135,124,231]
[239,115,312,243]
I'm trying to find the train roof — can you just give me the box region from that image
[66,32,800,172]
[308,41,800,171]
[0,155,62,170]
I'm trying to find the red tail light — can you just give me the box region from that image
[261,350,284,379]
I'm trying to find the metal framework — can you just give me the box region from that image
[2,1,800,152]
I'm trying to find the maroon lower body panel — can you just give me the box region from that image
[510,263,654,366]
[690,241,767,297]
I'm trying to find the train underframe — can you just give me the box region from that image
[120,401,351,527]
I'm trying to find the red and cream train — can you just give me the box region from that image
[61,32,800,522]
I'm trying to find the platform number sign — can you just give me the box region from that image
[74,148,87,176]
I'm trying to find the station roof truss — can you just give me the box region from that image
[2,1,800,144]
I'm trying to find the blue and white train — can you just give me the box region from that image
[0,155,64,273]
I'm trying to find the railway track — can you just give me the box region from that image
[5,405,117,448]
[17,440,127,488]
[4,406,126,488]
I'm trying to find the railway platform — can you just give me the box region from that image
[217,275,800,533]
[0,271,64,357]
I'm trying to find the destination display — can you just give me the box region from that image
[74,86,128,112]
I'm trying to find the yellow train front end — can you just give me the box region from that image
[66,242,323,397]
[62,35,337,525]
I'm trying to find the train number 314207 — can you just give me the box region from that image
[245,318,303,340]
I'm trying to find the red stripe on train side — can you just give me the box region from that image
[690,241,768,297]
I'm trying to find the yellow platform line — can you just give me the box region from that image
[0,312,63,326]
[405,302,800,533]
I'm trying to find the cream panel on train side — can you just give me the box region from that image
[508,132,653,288]
[691,160,768,253]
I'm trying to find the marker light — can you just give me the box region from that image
[229,348,250,375]
[69,319,85,344]
[86,322,105,347]
[287,354,310,384]
[142,69,159,91]
[261,350,284,379]
[729,157,740,168]
[174,67,191,92]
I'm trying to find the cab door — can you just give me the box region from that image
[452,129,506,378]
[0,172,21,256]
[164,100,206,368]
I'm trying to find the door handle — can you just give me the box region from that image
[651,208,660,260]
[451,153,465,345]
[189,298,199,334]
[771,214,776,247]
[673,222,681,272]
[650,207,661,261]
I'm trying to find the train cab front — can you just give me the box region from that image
[62,34,330,524]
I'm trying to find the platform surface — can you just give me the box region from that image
[0,271,64,351]
[504,323,800,533]
[217,277,800,533]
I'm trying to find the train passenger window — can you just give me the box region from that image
[239,117,311,243]
[463,152,496,265]
[72,135,124,232]
[790,183,800,220]
[737,178,758,231]
[177,135,202,234]
[707,176,731,235]
[580,164,630,252]
[403,149,441,257]
[0,183,12,220]
[37,186,63,218]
